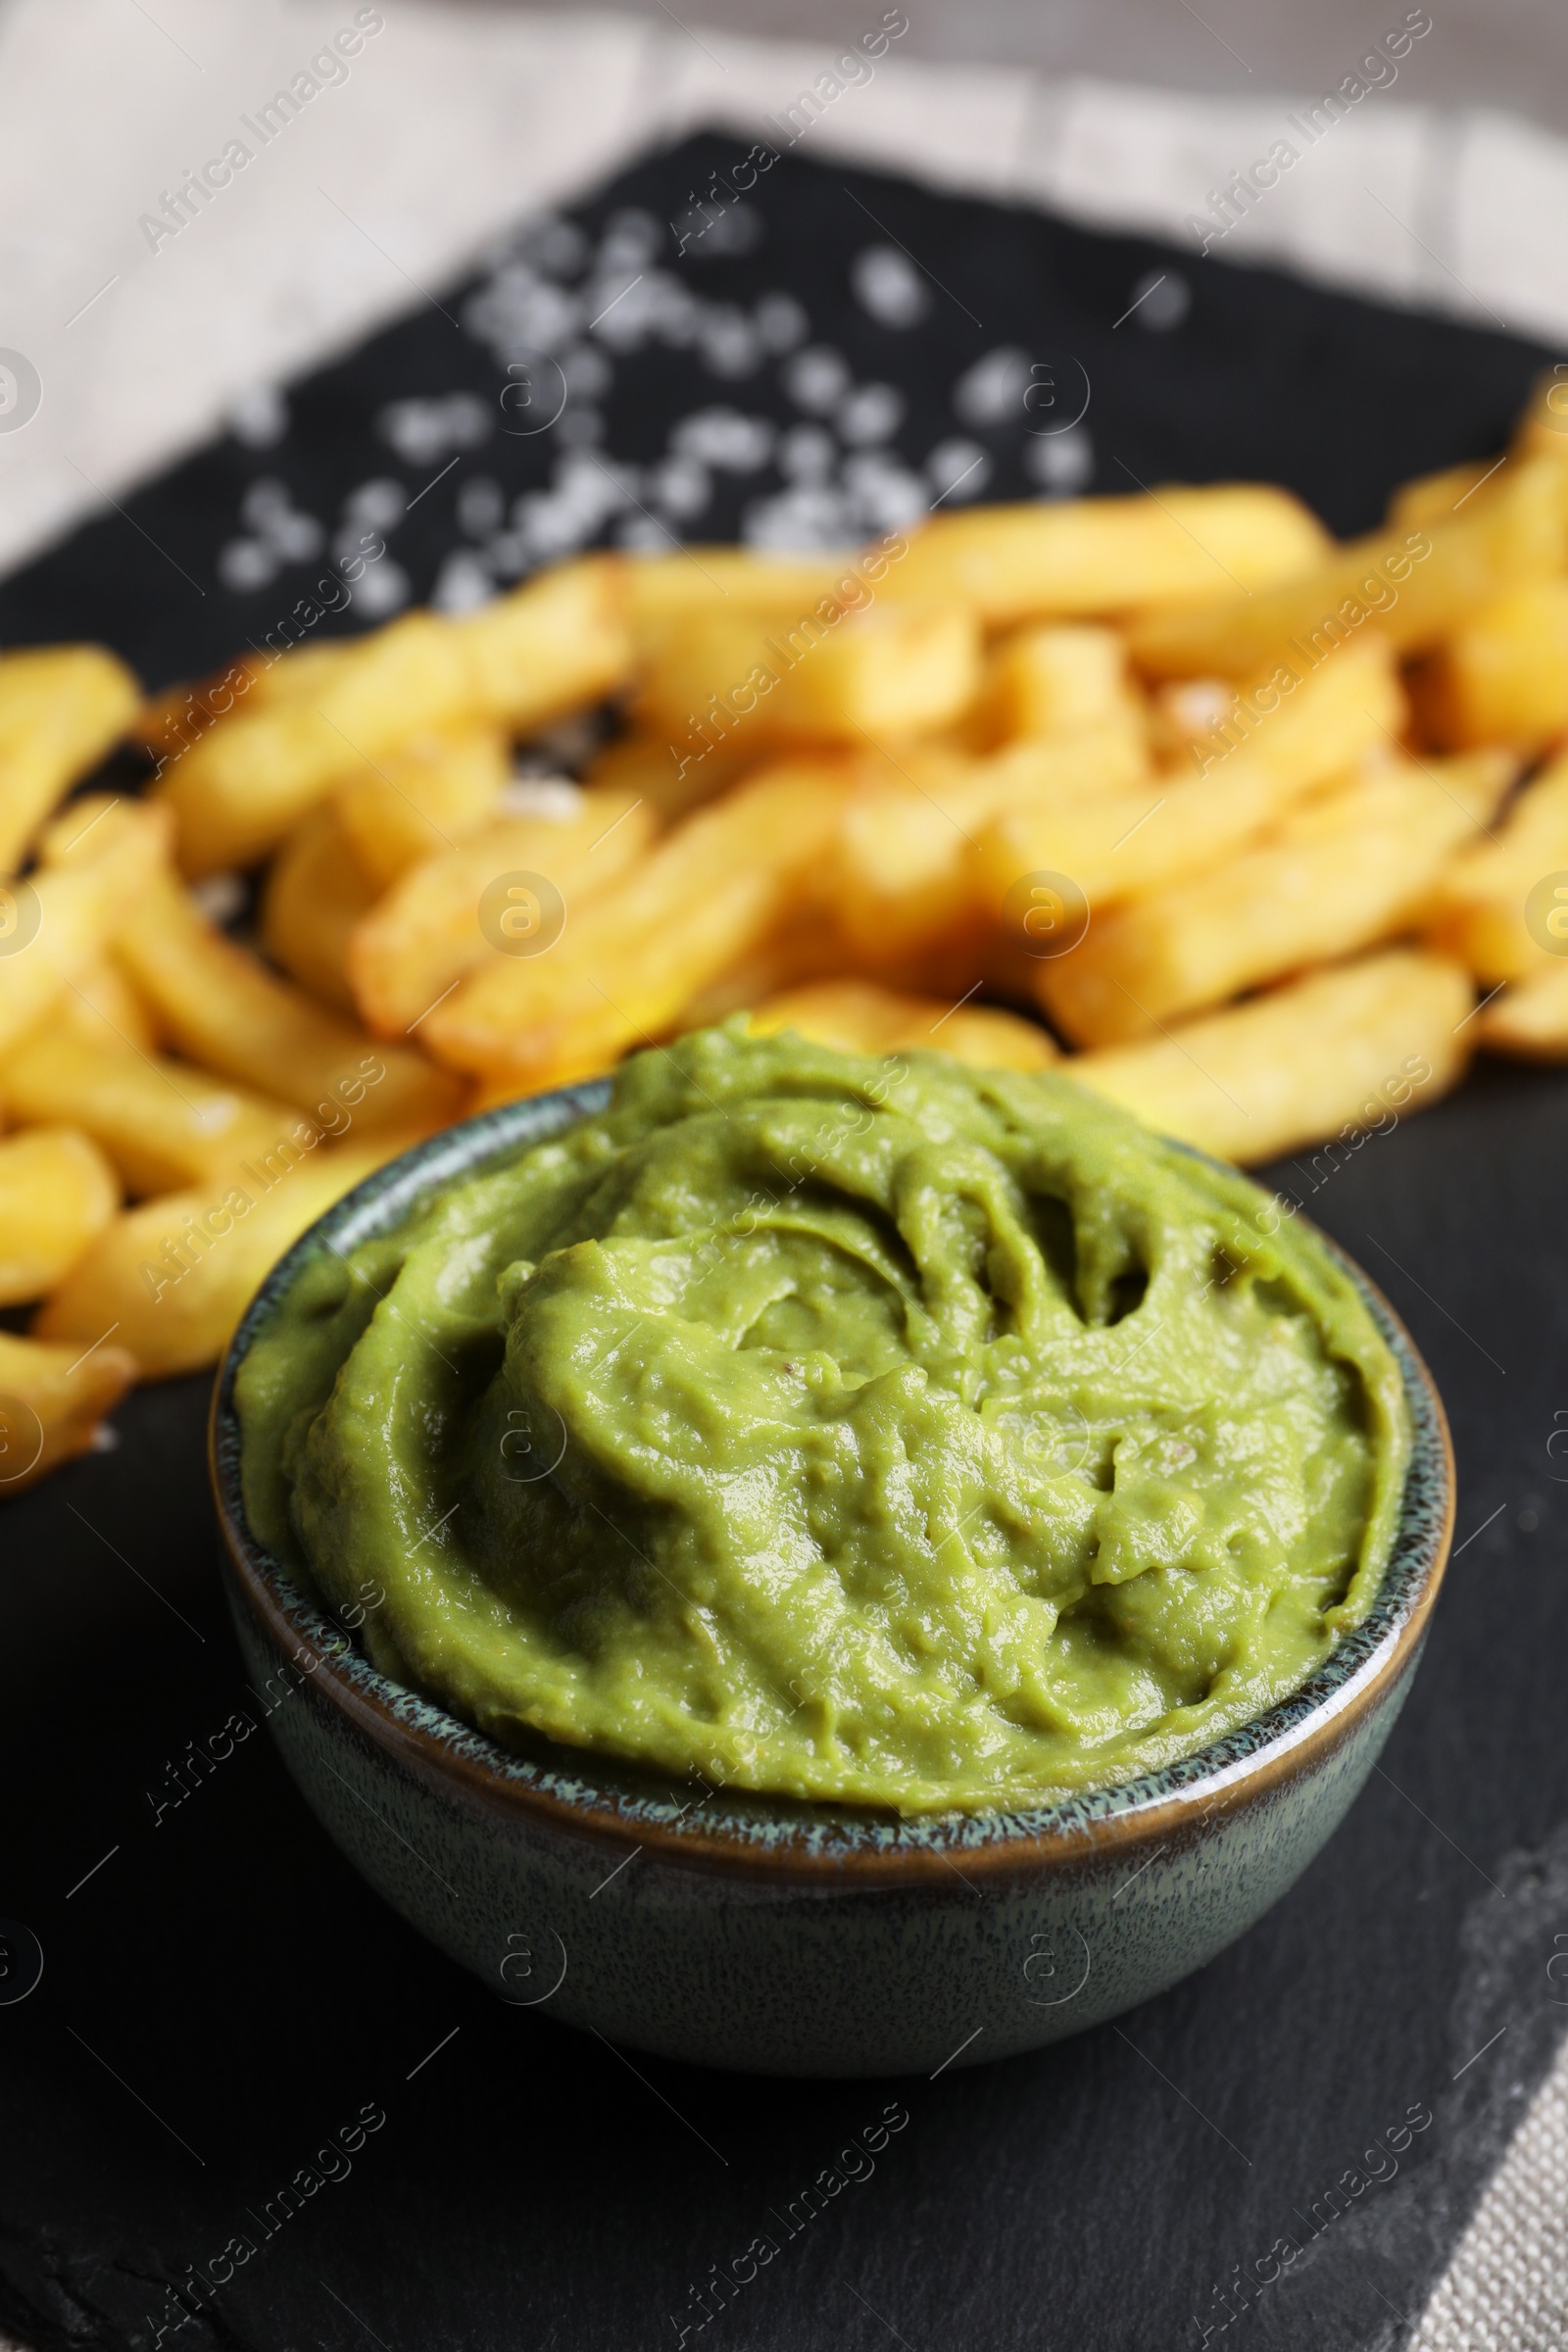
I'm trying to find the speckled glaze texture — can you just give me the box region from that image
[212,1084,1455,2079]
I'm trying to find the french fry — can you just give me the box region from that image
[0,1128,120,1304]
[0,646,140,871]
[1476,961,1568,1059]
[156,564,633,876]
[134,643,357,762]
[261,806,378,1014]
[0,1330,136,1491]
[1,1027,300,1196]
[640,601,982,760]
[1410,579,1568,752]
[34,1132,416,1378]
[424,764,845,1087]
[1038,751,1513,1046]
[453,556,631,731]
[155,614,475,875]
[581,729,753,824]
[835,726,1150,966]
[39,798,460,1132]
[966,623,1145,751]
[1074,949,1475,1165]
[1425,749,1568,981]
[1386,461,1500,533]
[334,727,512,889]
[975,631,1406,923]
[134,655,265,762]
[627,549,858,641]
[890,487,1331,625]
[0,799,169,1056]
[347,785,655,1037]
[47,957,160,1054]
[1127,456,1568,678]
[116,871,460,1128]
[748,979,1056,1070]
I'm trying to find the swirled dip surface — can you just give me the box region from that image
[237,1025,1409,1814]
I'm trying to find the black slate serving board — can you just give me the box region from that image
[2,133,1566,2352]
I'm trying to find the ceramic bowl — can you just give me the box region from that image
[210,1081,1454,2081]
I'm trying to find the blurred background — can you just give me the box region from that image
[3,0,1566,587]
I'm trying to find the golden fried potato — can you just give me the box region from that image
[261,806,378,1014]
[0,1329,137,1490]
[347,785,655,1038]
[0,646,140,871]
[333,727,511,890]
[1,1027,300,1196]
[34,1132,416,1378]
[890,487,1330,625]
[0,799,169,1055]
[748,979,1056,1070]
[1074,949,1475,1164]
[1476,961,1568,1059]
[1386,460,1502,533]
[835,725,1150,967]
[0,1128,120,1303]
[1412,578,1568,752]
[39,797,458,1133]
[1426,748,1568,982]
[453,555,631,732]
[1127,457,1568,678]
[424,764,845,1089]
[641,600,982,762]
[627,549,858,642]
[1038,751,1513,1047]
[45,957,160,1054]
[967,623,1145,752]
[974,631,1405,924]
[156,614,475,875]
[580,728,753,824]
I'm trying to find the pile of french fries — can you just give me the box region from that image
[4,374,1568,1492]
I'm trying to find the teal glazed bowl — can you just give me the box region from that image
[210,1081,1455,2080]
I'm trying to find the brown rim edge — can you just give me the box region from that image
[211,1292,1455,1894]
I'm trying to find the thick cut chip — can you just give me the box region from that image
[0,800,169,1056]
[835,726,1149,966]
[640,600,982,761]
[1038,752,1513,1047]
[39,798,459,1132]
[451,555,631,732]
[0,1329,137,1491]
[1426,749,1568,982]
[0,646,140,872]
[889,487,1331,624]
[748,979,1056,1070]
[1413,579,1568,752]
[1128,457,1568,678]
[0,1128,120,1303]
[156,612,476,874]
[262,806,379,1014]
[424,764,844,1087]
[1074,950,1475,1164]
[333,727,511,889]
[975,632,1406,924]
[1477,962,1568,1059]
[35,1133,417,1378]
[1,1026,304,1196]
[347,785,655,1037]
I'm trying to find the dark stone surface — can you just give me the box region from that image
[1,135,1564,2352]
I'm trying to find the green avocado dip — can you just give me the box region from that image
[235,1023,1410,1815]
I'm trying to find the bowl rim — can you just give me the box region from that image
[210,1076,1455,1889]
